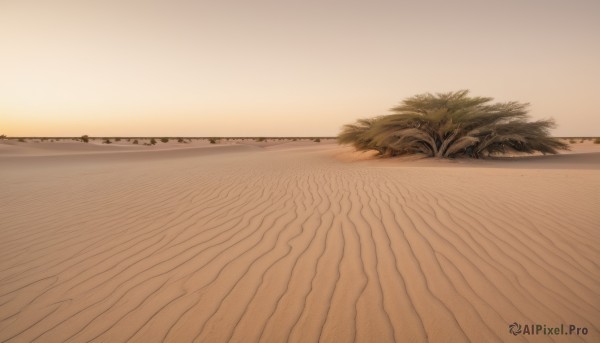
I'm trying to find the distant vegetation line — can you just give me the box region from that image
[0,136,337,139]
[0,135,333,145]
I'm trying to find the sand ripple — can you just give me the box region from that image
[0,145,598,342]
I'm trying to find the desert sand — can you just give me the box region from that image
[0,139,598,342]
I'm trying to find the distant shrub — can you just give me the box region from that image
[133,139,139,144]
[160,137,169,143]
[293,138,297,141]
[314,138,321,143]
[209,138,217,144]
[594,138,600,144]
[103,138,112,144]
[18,138,26,142]
[256,137,266,142]
[81,135,89,143]
[177,138,185,143]
[569,139,576,144]
[150,138,157,145]
[115,137,121,142]
[0,134,6,139]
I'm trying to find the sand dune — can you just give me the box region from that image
[0,141,598,342]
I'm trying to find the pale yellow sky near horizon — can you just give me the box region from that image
[1,0,599,137]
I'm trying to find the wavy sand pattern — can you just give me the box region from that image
[0,142,599,342]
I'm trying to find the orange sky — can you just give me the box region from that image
[1,0,599,137]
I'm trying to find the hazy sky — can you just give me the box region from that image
[1,0,599,137]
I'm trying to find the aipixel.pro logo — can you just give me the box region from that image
[508,322,588,336]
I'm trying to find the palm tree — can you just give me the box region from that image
[338,90,568,158]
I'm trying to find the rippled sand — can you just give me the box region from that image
[1,140,598,342]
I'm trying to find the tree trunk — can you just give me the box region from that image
[437,129,460,158]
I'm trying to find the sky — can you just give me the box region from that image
[1,0,599,137]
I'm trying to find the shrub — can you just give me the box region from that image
[314,138,321,143]
[115,137,121,142]
[569,139,577,144]
[594,138,600,144]
[103,138,112,144]
[0,134,6,139]
[338,90,568,158]
[18,138,26,142]
[133,139,139,144]
[209,138,217,144]
[160,137,169,143]
[256,137,266,142]
[150,138,157,145]
[81,135,89,143]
